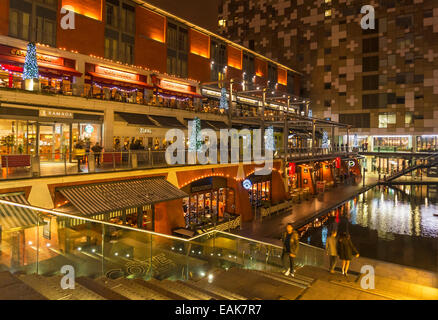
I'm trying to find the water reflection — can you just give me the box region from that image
[301,185,438,271]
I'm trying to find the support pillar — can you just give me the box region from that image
[104,108,114,151]
[228,79,234,129]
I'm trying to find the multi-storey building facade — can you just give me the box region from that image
[0,0,305,152]
[219,0,438,152]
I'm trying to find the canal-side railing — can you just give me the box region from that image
[0,199,327,281]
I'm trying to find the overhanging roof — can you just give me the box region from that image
[0,194,38,230]
[59,177,188,216]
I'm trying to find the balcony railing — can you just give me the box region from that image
[0,147,357,180]
[0,200,327,281]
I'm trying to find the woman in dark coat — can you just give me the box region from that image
[337,232,359,276]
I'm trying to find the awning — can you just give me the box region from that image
[0,54,82,77]
[207,121,229,130]
[149,115,186,128]
[58,177,188,217]
[87,71,154,89]
[0,194,38,231]
[184,118,217,131]
[155,85,203,99]
[116,112,157,126]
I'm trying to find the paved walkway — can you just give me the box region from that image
[236,176,379,245]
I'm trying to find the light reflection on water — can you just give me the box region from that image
[303,185,438,271]
[354,186,438,239]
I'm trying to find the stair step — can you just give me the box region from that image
[188,280,248,300]
[176,280,231,300]
[115,278,171,300]
[0,272,47,300]
[149,279,213,300]
[18,274,105,300]
[96,277,160,300]
[134,279,187,300]
[245,269,313,288]
[76,277,129,300]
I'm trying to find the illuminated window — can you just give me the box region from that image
[325,0,331,3]
[325,10,332,17]
[218,19,227,27]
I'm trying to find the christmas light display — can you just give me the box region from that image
[220,87,228,110]
[265,126,275,151]
[189,117,202,152]
[22,43,39,80]
[322,130,329,148]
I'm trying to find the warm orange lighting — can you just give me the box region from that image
[190,29,210,59]
[95,66,139,81]
[278,68,287,86]
[160,79,191,92]
[61,0,103,21]
[227,46,242,70]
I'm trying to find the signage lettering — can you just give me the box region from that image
[95,66,138,81]
[39,109,74,119]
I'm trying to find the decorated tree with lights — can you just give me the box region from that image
[23,42,39,80]
[189,117,203,152]
[322,130,329,148]
[219,87,228,110]
[265,126,275,151]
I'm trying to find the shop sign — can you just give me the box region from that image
[95,66,138,81]
[242,179,252,190]
[85,124,94,134]
[139,128,152,134]
[10,48,63,66]
[160,79,191,93]
[39,109,74,119]
[335,157,341,169]
[191,184,212,193]
[348,160,356,168]
[289,163,296,176]
[43,218,51,240]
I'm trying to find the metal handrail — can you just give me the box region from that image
[0,199,323,252]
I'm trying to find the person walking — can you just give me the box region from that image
[73,140,85,173]
[281,223,300,277]
[91,142,103,167]
[326,230,338,273]
[337,232,359,277]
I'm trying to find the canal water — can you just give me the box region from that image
[301,185,438,272]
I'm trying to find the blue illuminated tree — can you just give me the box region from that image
[23,42,39,80]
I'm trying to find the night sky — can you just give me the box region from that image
[146,0,221,32]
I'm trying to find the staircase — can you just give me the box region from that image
[2,265,437,300]
[384,152,438,182]
[0,268,313,300]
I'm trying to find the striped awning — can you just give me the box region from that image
[0,194,38,231]
[58,177,188,216]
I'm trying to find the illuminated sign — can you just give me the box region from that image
[139,128,152,134]
[39,109,74,119]
[242,179,253,190]
[160,79,191,92]
[85,125,94,134]
[348,160,356,168]
[237,96,259,106]
[95,66,138,81]
[10,48,63,66]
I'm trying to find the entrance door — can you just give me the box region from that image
[39,123,70,161]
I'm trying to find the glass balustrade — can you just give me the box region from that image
[0,200,327,282]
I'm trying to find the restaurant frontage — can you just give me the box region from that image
[180,176,235,229]
[0,44,82,94]
[0,104,103,159]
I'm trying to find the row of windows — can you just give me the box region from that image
[339,112,423,129]
[9,0,57,47]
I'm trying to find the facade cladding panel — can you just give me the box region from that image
[218,0,438,135]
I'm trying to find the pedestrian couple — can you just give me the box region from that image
[281,223,300,277]
[326,230,359,276]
